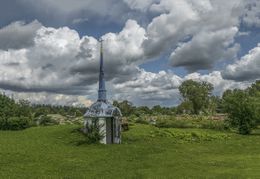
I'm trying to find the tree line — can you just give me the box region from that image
[0,80,259,135]
[0,94,86,130]
[113,80,260,135]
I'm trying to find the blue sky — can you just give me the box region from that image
[0,0,259,106]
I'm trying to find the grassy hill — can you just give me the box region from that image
[0,124,260,178]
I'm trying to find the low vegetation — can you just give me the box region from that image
[222,82,260,134]
[0,116,31,130]
[0,94,85,130]
[114,80,260,135]
[81,118,105,144]
[155,116,229,131]
[1,80,259,136]
[0,124,260,178]
[0,80,259,178]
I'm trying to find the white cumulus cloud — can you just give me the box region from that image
[222,44,260,81]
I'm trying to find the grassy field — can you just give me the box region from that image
[0,124,260,178]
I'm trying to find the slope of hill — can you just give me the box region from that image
[0,124,260,178]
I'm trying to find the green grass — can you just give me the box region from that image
[133,115,230,131]
[0,124,260,178]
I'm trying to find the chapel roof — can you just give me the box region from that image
[84,101,122,118]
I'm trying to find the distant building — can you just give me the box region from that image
[84,40,122,144]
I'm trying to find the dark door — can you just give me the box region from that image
[111,118,114,143]
[106,118,114,144]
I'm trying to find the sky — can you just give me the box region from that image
[0,0,259,107]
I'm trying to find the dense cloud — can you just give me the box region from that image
[184,71,251,96]
[0,20,146,96]
[143,0,244,71]
[170,28,239,71]
[123,0,158,12]
[112,69,182,106]
[0,20,41,50]
[0,0,258,106]
[222,44,260,81]
[21,0,127,21]
[0,0,149,27]
[3,91,92,107]
[0,26,87,94]
[114,69,181,97]
[242,0,260,27]
[112,69,250,106]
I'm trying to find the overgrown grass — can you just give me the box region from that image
[0,124,260,178]
[156,117,229,131]
[133,115,229,131]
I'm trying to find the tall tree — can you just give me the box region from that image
[248,80,260,96]
[113,100,134,116]
[222,88,259,135]
[178,80,214,114]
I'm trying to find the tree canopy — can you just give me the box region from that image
[222,81,260,134]
[178,80,214,114]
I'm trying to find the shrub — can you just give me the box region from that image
[83,118,105,144]
[223,89,259,135]
[155,119,193,129]
[135,118,149,124]
[154,115,229,131]
[35,115,59,126]
[121,122,129,131]
[199,119,229,131]
[0,117,31,130]
[127,115,137,122]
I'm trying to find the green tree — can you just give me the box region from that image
[223,88,259,135]
[0,94,32,130]
[152,105,162,114]
[177,101,193,114]
[0,117,30,130]
[113,100,134,116]
[178,80,214,114]
[206,96,222,115]
[18,100,32,118]
[248,80,260,96]
[137,106,152,115]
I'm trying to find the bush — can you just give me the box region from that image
[83,119,105,144]
[127,115,137,122]
[199,119,229,131]
[154,115,229,131]
[223,89,259,135]
[122,122,129,131]
[35,115,59,126]
[0,117,31,130]
[155,119,193,129]
[135,118,149,124]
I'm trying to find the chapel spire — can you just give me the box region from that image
[98,39,106,102]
